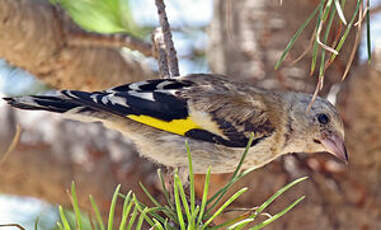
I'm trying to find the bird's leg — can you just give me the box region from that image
[163,167,207,226]
[177,167,190,189]
[163,167,174,199]
[163,167,190,201]
[164,167,203,207]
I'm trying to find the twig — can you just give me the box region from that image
[291,30,316,65]
[307,79,322,112]
[354,6,368,26]
[316,21,338,55]
[0,224,26,230]
[155,0,180,78]
[67,31,155,58]
[324,22,343,70]
[342,3,363,80]
[0,125,21,166]
[152,28,170,78]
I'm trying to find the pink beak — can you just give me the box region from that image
[321,134,348,163]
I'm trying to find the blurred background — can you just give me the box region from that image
[0,0,380,229]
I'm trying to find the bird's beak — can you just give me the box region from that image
[321,134,348,163]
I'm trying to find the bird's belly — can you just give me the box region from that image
[102,117,279,174]
[131,133,278,174]
[135,134,243,174]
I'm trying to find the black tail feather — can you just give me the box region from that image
[3,97,41,110]
[3,95,78,113]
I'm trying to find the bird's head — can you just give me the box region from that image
[287,93,348,163]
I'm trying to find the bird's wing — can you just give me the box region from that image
[61,74,275,148]
[5,74,275,148]
[179,74,276,147]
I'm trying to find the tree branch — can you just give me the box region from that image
[67,31,155,58]
[154,0,180,77]
[152,28,170,78]
[0,0,153,90]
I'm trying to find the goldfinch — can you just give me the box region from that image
[3,74,348,174]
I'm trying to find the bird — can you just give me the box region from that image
[3,73,348,175]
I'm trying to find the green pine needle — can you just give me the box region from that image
[186,140,196,215]
[249,196,306,230]
[107,184,121,230]
[202,188,248,229]
[366,0,372,63]
[252,176,308,217]
[70,182,83,230]
[173,170,186,230]
[89,195,105,230]
[58,206,71,230]
[197,167,211,226]
[275,5,319,70]
[119,191,133,230]
[56,141,308,230]
[329,0,361,62]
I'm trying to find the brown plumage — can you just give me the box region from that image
[3,74,348,175]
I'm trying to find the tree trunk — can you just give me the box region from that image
[203,0,380,229]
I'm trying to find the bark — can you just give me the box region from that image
[204,0,380,229]
[0,0,153,90]
[207,0,355,92]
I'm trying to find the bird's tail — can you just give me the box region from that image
[3,92,78,113]
[3,91,108,123]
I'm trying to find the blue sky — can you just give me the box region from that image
[130,0,213,27]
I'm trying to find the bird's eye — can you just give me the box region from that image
[317,113,330,124]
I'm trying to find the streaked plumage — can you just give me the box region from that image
[3,74,348,174]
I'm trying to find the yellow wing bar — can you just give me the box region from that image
[127,114,202,136]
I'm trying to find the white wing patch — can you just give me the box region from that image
[64,90,79,99]
[101,93,129,106]
[128,81,150,91]
[156,80,175,89]
[127,91,155,101]
[90,94,99,103]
